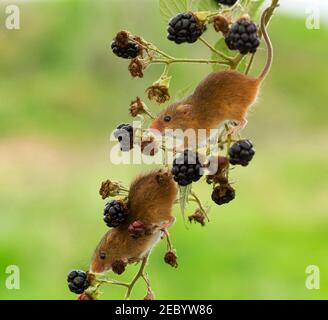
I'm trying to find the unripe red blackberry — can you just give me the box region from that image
[67,270,89,295]
[167,12,206,44]
[114,124,134,152]
[229,139,255,166]
[217,0,238,6]
[211,185,235,205]
[128,220,146,239]
[225,18,260,55]
[103,200,128,228]
[172,150,203,186]
[111,31,141,59]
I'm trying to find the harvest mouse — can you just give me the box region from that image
[90,169,178,274]
[150,8,273,141]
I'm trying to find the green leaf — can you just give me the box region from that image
[174,84,195,100]
[211,38,232,71]
[248,0,265,21]
[159,0,218,22]
[159,0,193,22]
[179,184,192,226]
[197,0,218,11]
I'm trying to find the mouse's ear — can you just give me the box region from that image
[176,104,192,115]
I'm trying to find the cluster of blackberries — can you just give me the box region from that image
[217,0,238,6]
[114,124,134,152]
[104,200,128,228]
[225,18,260,55]
[229,140,255,167]
[211,185,236,205]
[111,32,141,59]
[167,13,206,44]
[67,270,89,294]
[172,150,203,186]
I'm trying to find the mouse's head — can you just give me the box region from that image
[90,230,113,274]
[150,100,194,134]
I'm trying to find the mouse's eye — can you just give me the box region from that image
[100,252,106,260]
[164,115,171,122]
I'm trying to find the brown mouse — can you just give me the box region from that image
[150,8,272,140]
[90,169,178,274]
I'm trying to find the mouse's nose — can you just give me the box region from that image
[150,119,164,133]
[90,259,105,274]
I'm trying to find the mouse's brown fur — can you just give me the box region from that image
[90,169,178,274]
[150,8,272,139]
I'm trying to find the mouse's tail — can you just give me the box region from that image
[258,7,274,81]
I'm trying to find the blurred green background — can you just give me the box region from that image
[0,0,328,300]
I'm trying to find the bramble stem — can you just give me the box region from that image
[124,255,149,300]
[162,229,173,251]
[190,191,209,221]
[98,279,129,288]
[199,37,233,63]
[150,58,229,65]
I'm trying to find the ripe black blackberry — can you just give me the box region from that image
[114,124,134,152]
[217,0,238,6]
[167,12,206,44]
[229,139,255,166]
[111,31,141,59]
[104,200,128,228]
[211,185,235,205]
[172,150,203,186]
[225,18,260,55]
[67,270,89,294]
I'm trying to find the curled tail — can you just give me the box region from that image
[258,7,274,81]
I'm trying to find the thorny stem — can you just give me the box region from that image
[199,37,233,63]
[93,255,150,300]
[151,58,229,65]
[124,254,149,300]
[162,229,173,251]
[98,279,129,288]
[190,191,209,221]
[132,36,230,67]
[143,108,155,120]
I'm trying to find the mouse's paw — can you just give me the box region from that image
[226,119,248,137]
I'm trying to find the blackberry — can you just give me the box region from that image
[167,12,206,44]
[67,270,89,295]
[225,18,260,55]
[211,185,235,205]
[111,32,141,59]
[217,0,238,6]
[114,124,134,152]
[103,200,128,228]
[229,139,255,166]
[172,150,203,186]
